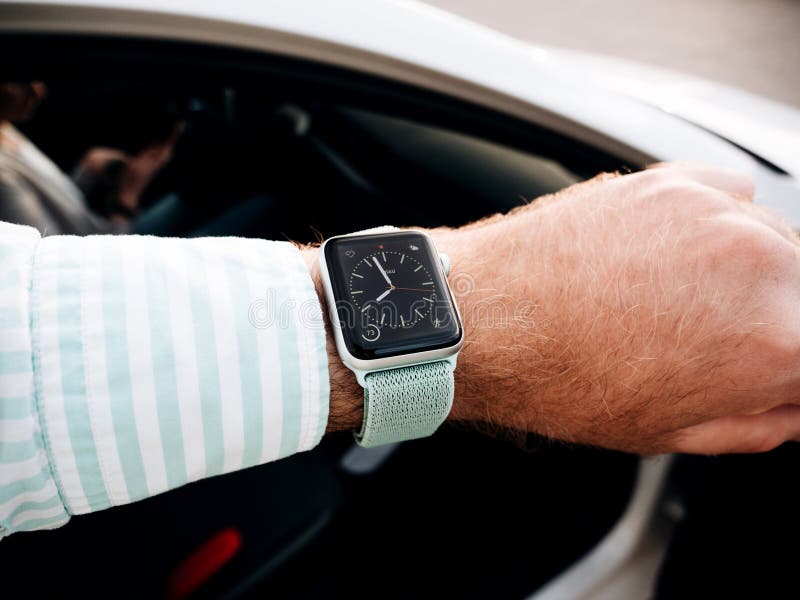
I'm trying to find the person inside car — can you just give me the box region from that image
[0,81,182,235]
[0,80,285,239]
[2,161,799,540]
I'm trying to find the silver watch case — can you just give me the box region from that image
[318,229,464,386]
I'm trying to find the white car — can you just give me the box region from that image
[1,1,797,598]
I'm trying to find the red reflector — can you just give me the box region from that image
[167,527,243,600]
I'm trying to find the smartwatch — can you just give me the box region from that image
[319,228,463,447]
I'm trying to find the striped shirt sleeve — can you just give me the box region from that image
[0,222,329,539]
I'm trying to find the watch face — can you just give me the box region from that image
[324,232,462,360]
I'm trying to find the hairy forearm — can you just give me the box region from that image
[302,196,682,445]
[430,209,570,433]
[302,163,800,456]
[300,207,562,435]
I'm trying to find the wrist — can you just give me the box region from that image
[429,211,560,432]
[300,216,550,436]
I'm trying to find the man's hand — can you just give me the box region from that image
[313,163,800,455]
[77,124,182,219]
[116,127,181,214]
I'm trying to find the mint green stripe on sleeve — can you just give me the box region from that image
[0,226,70,538]
[101,243,149,501]
[0,396,33,420]
[13,512,69,532]
[0,440,39,462]
[6,492,63,518]
[0,466,51,504]
[275,268,303,461]
[222,255,263,468]
[144,257,187,490]
[0,351,30,374]
[183,245,224,477]
[56,242,110,511]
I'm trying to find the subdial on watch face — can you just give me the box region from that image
[348,251,437,329]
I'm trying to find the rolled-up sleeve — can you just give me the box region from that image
[0,222,329,539]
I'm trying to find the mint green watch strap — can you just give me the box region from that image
[355,361,454,448]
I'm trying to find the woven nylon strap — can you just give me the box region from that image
[355,360,454,447]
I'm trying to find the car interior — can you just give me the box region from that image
[1,35,799,599]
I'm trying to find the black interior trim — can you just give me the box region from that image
[0,33,632,179]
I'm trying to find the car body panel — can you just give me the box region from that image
[547,49,800,177]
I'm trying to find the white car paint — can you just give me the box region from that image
[1,0,798,224]
[549,49,800,177]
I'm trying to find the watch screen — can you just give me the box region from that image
[324,232,462,360]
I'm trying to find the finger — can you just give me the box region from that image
[141,122,184,157]
[672,404,800,455]
[139,144,172,163]
[168,121,186,145]
[152,121,185,151]
[647,161,755,202]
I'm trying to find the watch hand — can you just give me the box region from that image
[392,287,432,293]
[376,289,392,302]
[373,256,393,286]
